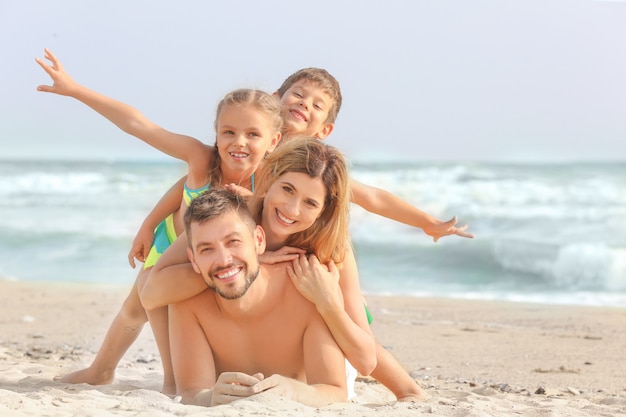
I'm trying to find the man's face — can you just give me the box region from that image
[187,211,262,300]
[278,80,334,139]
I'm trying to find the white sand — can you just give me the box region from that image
[1,279,624,416]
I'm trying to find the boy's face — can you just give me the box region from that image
[277,80,334,140]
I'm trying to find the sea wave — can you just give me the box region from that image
[1,159,624,307]
[492,239,626,291]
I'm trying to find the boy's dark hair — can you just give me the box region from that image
[276,68,342,124]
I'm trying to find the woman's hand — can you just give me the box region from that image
[288,254,344,312]
[260,246,305,265]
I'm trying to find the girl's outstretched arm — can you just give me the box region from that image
[350,178,473,242]
[36,48,212,188]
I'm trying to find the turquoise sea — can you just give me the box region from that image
[1,159,625,307]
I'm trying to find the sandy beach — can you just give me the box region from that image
[1,278,624,417]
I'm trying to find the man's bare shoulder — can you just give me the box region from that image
[261,262,318,314]
[174,287,217,312]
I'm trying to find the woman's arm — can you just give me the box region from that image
[288,245,377,376]
[140,231,207,310]
[350,178,473,242]
[247,314,348,406]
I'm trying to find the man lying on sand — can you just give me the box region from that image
[165,189,347,407]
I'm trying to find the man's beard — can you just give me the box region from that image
[207,261,260,300]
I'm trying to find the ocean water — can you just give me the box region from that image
[1,159,625,307]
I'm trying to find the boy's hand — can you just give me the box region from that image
[35,48,79,96]
[423,216,473,242]
[128,227,154,268]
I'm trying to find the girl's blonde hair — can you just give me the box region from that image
[207,89,283,187]
[249,136,350,264]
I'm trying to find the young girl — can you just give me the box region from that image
[36,49,282,395]
[146,137,426,400]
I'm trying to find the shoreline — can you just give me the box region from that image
[5,275,625,309]
[1,279,625,416]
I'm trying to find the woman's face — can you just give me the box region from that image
[261,171,326,244]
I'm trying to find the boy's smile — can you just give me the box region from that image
[289,108,308,122]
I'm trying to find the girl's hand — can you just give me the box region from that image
[35,48,80,96]
[223,183,254,201]
[128,227,154,268]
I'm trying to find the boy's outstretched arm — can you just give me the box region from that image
[128,176,187,268]
[350,178,473,242]
[35,48,212,182]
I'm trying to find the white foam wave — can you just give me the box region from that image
[352,164,626,225]
[493,239,626,291]
[0,171,106,195]
[552,244,626,291]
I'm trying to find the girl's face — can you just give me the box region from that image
[261,172,326,245]
[216,104,280,178]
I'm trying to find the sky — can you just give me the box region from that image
[2,0,625,163]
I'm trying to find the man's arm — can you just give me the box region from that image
[169,295,217,406]
[140,233,207,310]
[350,178,473,242]
[251,314,348,406]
